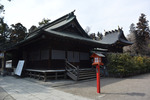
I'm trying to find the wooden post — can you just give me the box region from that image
[96,65,100,93]
[77,66,79,81]
[44,72,47,82]
[1,58,4,74]
[1,52,5,76]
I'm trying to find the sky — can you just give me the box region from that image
[1,0,150,36]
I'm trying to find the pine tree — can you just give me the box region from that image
[89,33,96,40]
[38,18,50,27]
[9,23,27,43]
[97,32,103,40]
[0,18,9,44]
[28,25,37,33]
[136,13,150,55]
[0,0,11,44]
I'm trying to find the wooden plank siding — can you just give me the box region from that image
[14,39,93,70]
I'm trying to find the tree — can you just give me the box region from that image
[9,23,27,43]
[136,13,150,55]
[38,18,50,27]
[89,33,96,40]
[28,25,37,33]
[125,23,137,54]
[0,3,4,15]
[0,0,11,44]
[0,18,9,44]
[97,32,103,40]
[129,23,136,33]
[126,14,150,55]
[0,0,11,16]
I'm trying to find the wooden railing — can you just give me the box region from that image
[65,60,79,81]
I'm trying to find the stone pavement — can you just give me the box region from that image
[0,87,15,100]
[0,76,92,100]
[1,73,150,100]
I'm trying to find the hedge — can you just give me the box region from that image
[107,53,150,77]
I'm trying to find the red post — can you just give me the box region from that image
[96,65,100,93]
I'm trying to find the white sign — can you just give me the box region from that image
[6,60,12,68]
[15,60,25,76]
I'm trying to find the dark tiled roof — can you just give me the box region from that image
[43,30,108,47]
[25,10,90,40]
[100,28,133,45]
[12,11,110,48]
[3,11,132,51]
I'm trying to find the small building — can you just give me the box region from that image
[99,28,133,53]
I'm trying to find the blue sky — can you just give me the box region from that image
[1,0,150,36]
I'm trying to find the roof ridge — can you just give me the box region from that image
[104,28,120,36]
[25,10,76,39]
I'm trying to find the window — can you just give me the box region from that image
[51,50,65,59]
[74,52,79,62]
[67,51,74,62]
[67,51,79,62]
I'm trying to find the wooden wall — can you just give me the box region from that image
[21,39,93,70]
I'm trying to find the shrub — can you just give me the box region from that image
[107,53,150,77]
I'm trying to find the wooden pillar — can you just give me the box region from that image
[1,52,5,76]
[1,58,4,72]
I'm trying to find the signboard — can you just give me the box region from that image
[6,60,12,68]
[15,60,25,76]
[0,53,4,58]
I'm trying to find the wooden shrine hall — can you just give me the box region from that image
[99,28,133,53]
[3,11,132,81]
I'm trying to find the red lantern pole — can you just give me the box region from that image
[96,65,100,93]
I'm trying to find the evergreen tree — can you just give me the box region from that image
[126,13,150,55]
[0,4,4,15]
[0,0,11,44]
[0,0,11,16]
[97,32,103,40]
[38,18,50,27]
[136,13,150,55]
[89,33,96,40]
[28,25,37,33]
[9,23,27,43]
[0,18,9,44]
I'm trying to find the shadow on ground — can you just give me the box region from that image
[102,92,145,97]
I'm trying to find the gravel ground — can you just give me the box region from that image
[53,74,150,100]
[1,73,150,100]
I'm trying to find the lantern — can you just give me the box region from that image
[91,53,104,66]
[91,52,105,93]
